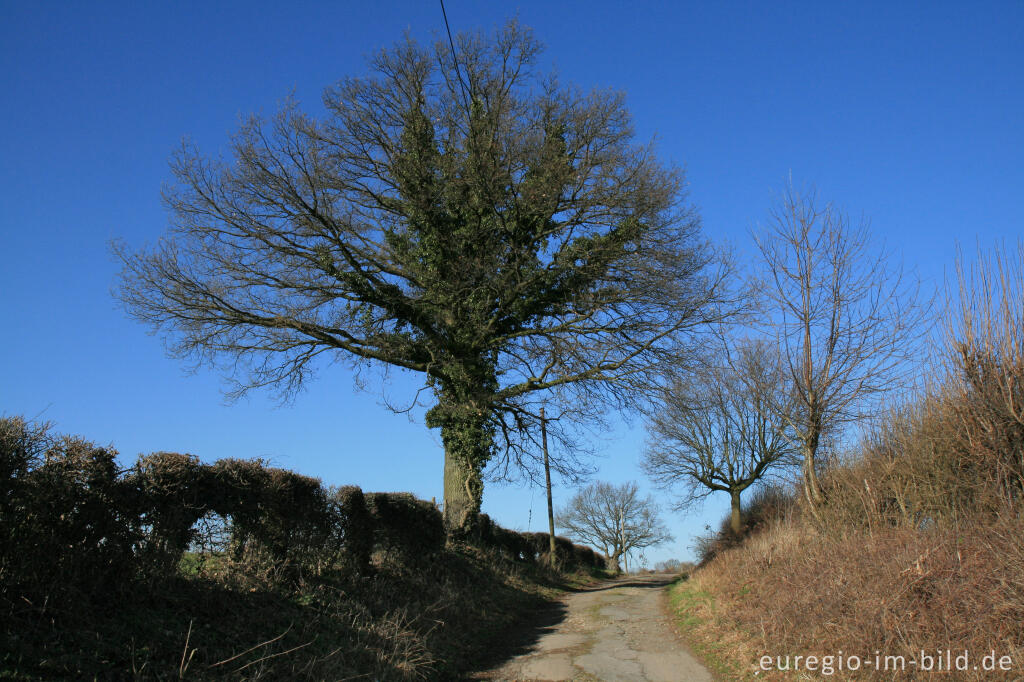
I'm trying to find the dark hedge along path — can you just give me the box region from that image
[475,573,713,682]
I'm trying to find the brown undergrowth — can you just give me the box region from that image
[671,245,1024,679]
[3,538,586,680]
[675,515,1024,680]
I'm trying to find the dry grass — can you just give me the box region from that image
[670,243,1024,679]
[675,399,1024,679]
[678,514,1024,679]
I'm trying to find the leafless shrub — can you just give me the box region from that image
[127,451,211,575]
[945,241,1024,504]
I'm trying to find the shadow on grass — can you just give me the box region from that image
[3,574,413,681]
[4,550,624,680]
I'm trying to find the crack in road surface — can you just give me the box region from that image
[477,573,713,682]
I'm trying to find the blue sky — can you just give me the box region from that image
[2,1,1021,564]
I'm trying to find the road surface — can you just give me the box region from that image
[476,573,713,682]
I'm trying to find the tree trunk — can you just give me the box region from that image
[426,363,497,535]
[442,444,483,532]
[730,489,742,536]
[802,421,826,507]
[802,442,825,508]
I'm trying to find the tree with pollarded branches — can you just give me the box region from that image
[752,183,926,510]
[556,481,672,573]
[113,21,735,532]
[643,339,797,535]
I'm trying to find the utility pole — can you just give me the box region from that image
[618,508,626,574]
[541,406,556,566]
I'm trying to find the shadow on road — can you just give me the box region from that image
[467,598,569,678]
[563,573,680,593]
[466,573,682,679]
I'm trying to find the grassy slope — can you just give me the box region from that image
[668,515,1024,680]
[2,546,599,681]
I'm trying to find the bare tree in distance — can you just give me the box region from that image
[113,21,736,532]
[644,340,796,535]
[752,183,927,509]
[556,481,672,573]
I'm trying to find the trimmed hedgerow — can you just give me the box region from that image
[522,531,551,560]
[126,451,211,575]
[1,421,138,605]
[1,422,384,600]
[328,484,373,575]
[511,530,606,570]
[492,525,533,562]
[1,414,604,610]
[366,492,445,561]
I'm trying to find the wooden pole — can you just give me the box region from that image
[541,407,556,566]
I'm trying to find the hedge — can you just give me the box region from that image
[0,416,605,606]
[365,492,445,562]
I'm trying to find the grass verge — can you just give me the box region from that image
[666,576,749,680]
[2,545,592,680]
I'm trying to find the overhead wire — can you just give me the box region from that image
[438,0,471,111]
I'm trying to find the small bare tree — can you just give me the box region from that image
[753,184,925,508]
[556,481,672,572]
[643,340,795,535]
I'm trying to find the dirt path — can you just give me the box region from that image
[475,573,713,682]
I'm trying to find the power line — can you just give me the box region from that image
[438,0,470,109]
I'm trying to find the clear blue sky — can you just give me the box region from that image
[2,1,1021,564]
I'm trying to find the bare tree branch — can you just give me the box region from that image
[644,339,797,534]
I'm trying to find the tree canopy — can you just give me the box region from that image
[114,21,732,530]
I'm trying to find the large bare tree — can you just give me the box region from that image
[113,22,732,531]
[556,481,672,572]
[644,340,795,534]
[752,184,924,508]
